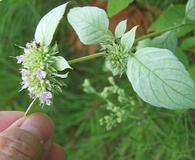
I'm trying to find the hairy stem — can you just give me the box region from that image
[25,98,37,116]
[68,52,105,64]
[134,23,186,43]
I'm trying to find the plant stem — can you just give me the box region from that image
[25,98,37,116]
[68,52,105,64]
[135,23,185,43]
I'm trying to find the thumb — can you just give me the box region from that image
[0,113,54,160]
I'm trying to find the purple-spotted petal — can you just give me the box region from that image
[21,69,29,80]
[16,55,24,64]
[28,88,36,99]
[20,69,29,89]
[39,91,52,105]
[35,70,46,79]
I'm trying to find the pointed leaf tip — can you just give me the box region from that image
[121,26,138,49]
[53,56,72,71]
[35,2,69,46]
[115,19,127,38]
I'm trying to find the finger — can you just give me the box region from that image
[0,111,24,132]
[0,113,54,160]
[47,144,65,160]
[20,113,54,142]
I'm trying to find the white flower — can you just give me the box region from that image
[35,70,46,79]
[39,91,53,105]
[16,55,24,64]
[20,69,29,89]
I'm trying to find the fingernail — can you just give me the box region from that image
[20,113,54,143]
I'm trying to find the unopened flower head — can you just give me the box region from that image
[98,24,137,76]
[16,41,71,106]
[102,40,130,76]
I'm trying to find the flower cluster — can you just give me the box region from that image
[101,39,131,76]
[15,3,70,109]
[83,77,136,130]
[99,102,126,131]
[16,41,70,105]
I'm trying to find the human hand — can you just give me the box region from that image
[0,111,65,160]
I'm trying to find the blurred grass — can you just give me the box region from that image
[0,0,195,160]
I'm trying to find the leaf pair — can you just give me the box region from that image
[114,19,137,48]
[67,7,137,48]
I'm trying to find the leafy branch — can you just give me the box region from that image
[68,23,195,65]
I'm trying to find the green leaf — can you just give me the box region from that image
[67,7,109,45]
[186,0,195,21]
[35,3,69,46]
[115,19,127,38]
[181,37,195,49]
[152,31,178,53]
[136,32,178,53]
[107,0,134,17]
[149,4,194,37]
[127,47,195,109]
[121,26,137,49]
[53,56,71,71]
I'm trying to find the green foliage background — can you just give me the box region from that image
[0,0,195,159]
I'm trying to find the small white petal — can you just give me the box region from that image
[35,70,46,79]
[16,55,24,64]
[39,91,53,105]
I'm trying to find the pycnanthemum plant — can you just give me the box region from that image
[15,0,195,116]
[16,3,71,109]
[67,5,195,110]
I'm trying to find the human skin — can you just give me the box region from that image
[0,111,65,160]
